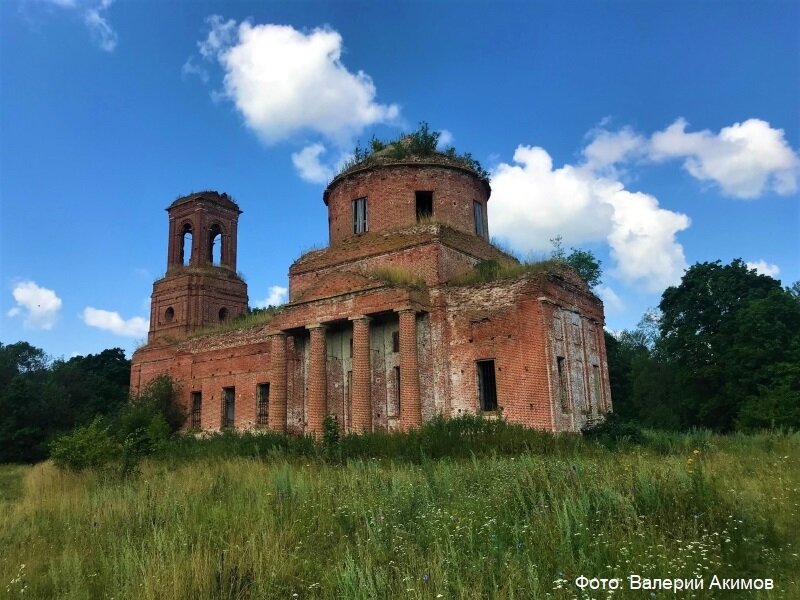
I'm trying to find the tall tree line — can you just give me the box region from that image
[606,259,800,431]
[0,344,130,462]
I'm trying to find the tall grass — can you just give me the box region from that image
[2,427,798,599]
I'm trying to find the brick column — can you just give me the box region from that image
[307,324,327,437]
[350,316,372,433]
[398,309,422,430]
[268,332,287,433]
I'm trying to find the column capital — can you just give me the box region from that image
[394,306,417,315]
[348,314,371,322]
[268,330,287,339]
[306,322,327,331]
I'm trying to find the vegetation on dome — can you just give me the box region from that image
[334,122,490,181]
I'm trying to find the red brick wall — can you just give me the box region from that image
[290,243,441,300]
[436,273,609,432]
[149,271,248,342]
[326,165,489,244]
[131,338,272,431]
[166,193,240,271]
[131,270,610,436]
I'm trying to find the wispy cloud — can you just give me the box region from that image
[83,0,117,52]
[36,0,118,51]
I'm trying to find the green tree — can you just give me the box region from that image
[658,259,800,430]
[548,236,602,289]
[565,248,602,289]
[604,309,681,430]
[0,343,131,463]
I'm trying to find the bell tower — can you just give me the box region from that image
[148,191,248,342]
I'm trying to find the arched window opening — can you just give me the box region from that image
[218,307,228,322]
[165,307,175,322]
[181,223,193,266]
[209,224,223,265]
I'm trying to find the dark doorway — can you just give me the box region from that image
[416,191,433,221]
[222,387,235,428]
[477,360,497,411]
[191,392,202,428]
[257,383,269,426]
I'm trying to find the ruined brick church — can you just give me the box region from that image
[131,147,611,435]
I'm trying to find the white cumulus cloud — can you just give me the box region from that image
[7,281,63,330]
[490,146,614,248]
[490,145,689,292]
[648,118,799,198]
[746,260,780,277]
[82,307,148,337]
[197,19,399,146]
[601,182,690,290]
[255,285,288,308]
[491,115,798,291]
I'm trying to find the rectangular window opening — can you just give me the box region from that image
[191,391,202,429]
[415,191,433,222]
[557,357,570,413]
[222,387,235,428]
[477,359,498,412]
[391,331,400,353]
[353,197,368,234]
[473,201,484,237]
[256,383,269,426]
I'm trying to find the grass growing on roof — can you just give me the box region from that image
[179,306,281,341]
[447,259,562,286]
[367,265,426,289]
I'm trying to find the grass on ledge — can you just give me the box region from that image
[447,259,561,286]
[367,265,426,289]
[179,307,281,341]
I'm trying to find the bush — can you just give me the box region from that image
[51,375,185,474]
[582,412,645,447]
[50,418,119,471]
[131,374,185,432]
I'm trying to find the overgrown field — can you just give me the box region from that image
[1,428,798,599]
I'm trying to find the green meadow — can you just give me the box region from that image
[1,426,798,599]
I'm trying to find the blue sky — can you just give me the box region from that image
[1,0,798,359]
